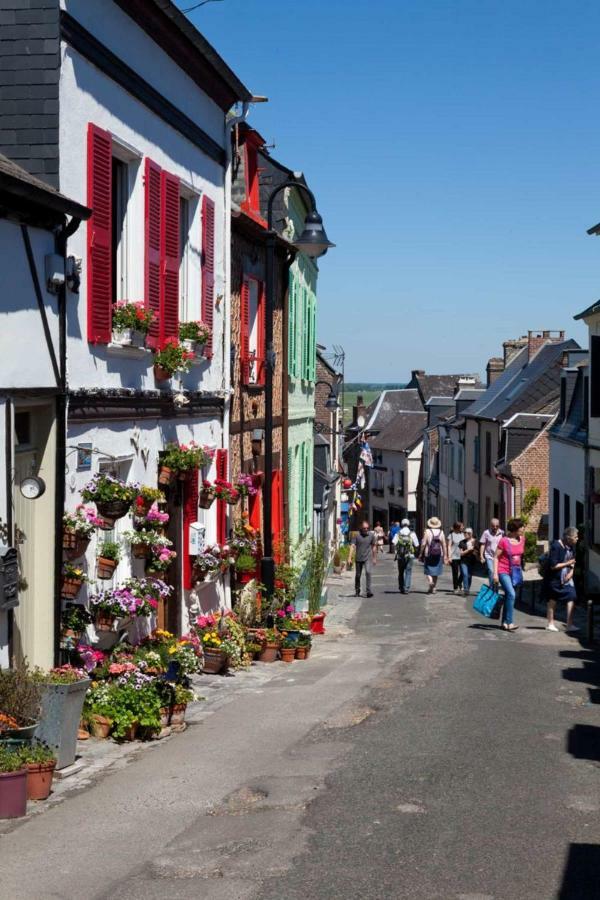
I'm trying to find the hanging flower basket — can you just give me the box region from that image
[61,576,84,599]
[158,465,174,486]
[94,612,115,632]
[199,490,215,509]
[95,499,131,520]
[131,543,150,559]
[96,556,117,580]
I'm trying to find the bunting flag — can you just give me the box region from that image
[359,441,373,468]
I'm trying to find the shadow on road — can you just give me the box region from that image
[566,724,600,762]
[558,843,600,899]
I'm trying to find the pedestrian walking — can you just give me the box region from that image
[459,527,478,595]
[388,520,400,554]
[374,522,386,555]
[479,518,503,585]
[394,518,419,594]
[493,517,525,632]
[447,521,465,593]
[543,527,579,633]
[349,520,377,598]
[420,517,448,594]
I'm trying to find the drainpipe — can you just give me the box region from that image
[53,215,82,664]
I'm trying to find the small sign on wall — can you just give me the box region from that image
[77,443,92,471]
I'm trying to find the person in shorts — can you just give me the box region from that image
[544,526,579,633]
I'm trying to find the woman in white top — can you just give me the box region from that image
[447,521,465,594]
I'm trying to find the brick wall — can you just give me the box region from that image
[509,426,550,533]
[0,0,60,189]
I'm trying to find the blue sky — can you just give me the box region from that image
[177,0,598,381]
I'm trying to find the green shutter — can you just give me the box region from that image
[303,287,309,380]
[299,443,305,533]
[310,292,316,382]
[288,272,295,378]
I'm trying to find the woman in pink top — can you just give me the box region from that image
[492,518,525,632]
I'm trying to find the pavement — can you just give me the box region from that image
[1,556,599,899]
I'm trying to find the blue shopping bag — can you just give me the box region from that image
[473,583,501,618]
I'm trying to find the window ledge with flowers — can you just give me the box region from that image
[108,301,155,359]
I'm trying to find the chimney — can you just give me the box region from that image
[503,335,528,367]
[353,395,366,426]
[411,369,425,380]
[527,329,566,362]
[486,357,504,387]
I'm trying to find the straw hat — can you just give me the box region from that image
[427,516,442,529]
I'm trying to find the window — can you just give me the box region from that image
[473,436,480,473]
[485,496,491,525]
[14,412,31,447]
[591,336,600,418]
[493,503,499,519]
[111,156,129,303]
[485,432,492,475]
[553,488,560,540]
[241,131,265,221]
[584,375,589,426]
[576,500,584,529]
[457,445,464,484]
[241,276,265,385]
[559,377,567,422]
[288,273,298,378]
[398,469,405,495]
[564,493,571,530]
[179,196,189,319]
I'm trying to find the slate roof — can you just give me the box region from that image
[370,412,428,453]
[463,339,579,422]
[574,300,600,320]
[549,364,588,446]
[365,389,424,430]
[408,373,483,404]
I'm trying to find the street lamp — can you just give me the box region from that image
[261,179,334,606]
[314,380,340,411]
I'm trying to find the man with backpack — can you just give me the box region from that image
[394,519,420,593]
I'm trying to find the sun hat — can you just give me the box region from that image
[465,527,473,534]
[427,516,442,529]
[401,518,410,527]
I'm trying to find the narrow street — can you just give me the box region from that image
[1,557,598,900]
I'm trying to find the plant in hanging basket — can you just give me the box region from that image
[60,604,93,643]
[96,540,121,580]
[234,473,259,498]
[133,487,166,516]
[144,538,176,575]
[199,481,216,508]
[61,562,88,599]
[193,546,222,581]
[124,528,164,559]
[62,505,102,556]
[161,441,214,474]
[81,474,138,520]
[153,338,195,378]
[210,479,239,504]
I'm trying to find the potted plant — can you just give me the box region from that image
[111,300,155,347]
[18,743,56,801]
[199,480,216,509]
[124,528,160,559]
[132,486,165,516]
[332,549,342,575]
[144,538,176,576]
[160,442,213,483]
[295,633,312,660]
[81,474,138,524]
[32,665,90,770]
[280,637,296,663]
[61,562,88,599]
[170,684,194,731]
[233,473,259,499]
[179,320,211,354]
[258,629,281,663]
[62,506,101,559]
[60,605,92,647]
[96,540,121,579]
[82,682,113,738]
[153,338,195,381]
[0,748,27,819]
[212,479,239,505]
[193,547,222,582]
[235,552,257,585]
[201,632,227,674]
[0,665,42,740]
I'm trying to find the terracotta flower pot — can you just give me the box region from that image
[61,576,83,599]
[158,466,174,486]
[280,647,295,663]
[94,612,115,632]
[90,714,112,739]
[95,499,131,521]
[202,648,227,674]
[295,647,307,660]
[63,530,90,560]
[97,556,117,579]
[0,768,27,819]
[258,643,279,663]
[26,761,56,801]
[170,703,187,732]
[199,491,215,509]
[131,544,150,559]
[154,365,171,382]
[120,722,139,742]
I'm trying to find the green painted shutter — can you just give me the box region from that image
[299,442,305,533]
[288,271,295,378]
[310,292,316,382]
[303,287,309,380]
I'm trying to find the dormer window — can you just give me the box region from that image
[241,130,267,225]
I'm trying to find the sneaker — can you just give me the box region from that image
[565,625,580,634]
[546,623,559,632]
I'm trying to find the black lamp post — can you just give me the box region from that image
[261,179,334,606]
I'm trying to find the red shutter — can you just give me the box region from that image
[272,469,284,560]
[216,448,227,544]
[256,280,266,386]
[161,171,180,344]
[249,487,262,533]
[87,124,112,343]
[201,195,215,359]
[145,158,162,349]
[182,469,199,590]
[240,277,250,384]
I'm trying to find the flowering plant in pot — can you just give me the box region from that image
[62,506,102,557]
[280,637,297,663]
[200,631,227,675]
[96,540,121,580]
[60,605,93,646]
[18,742,56,801]
[82,682,113,738]
[133,486,165,516]
[235,552,257,584]
[258,628,281,663]
[170,684,195,730]
[234,473,259,498]
[81,474,138,523]
[134,502,170,530]
[199,480,216,508]
[145,539,176,576]
[124,528,164,559]
[153,338,195,381]
[213,479,240,504]
[0,747,27,819]
[160,442,213,483]
[178,320,211,353]
[193,547,222,581]
[76,644,106,674]
[0,665,41,739]
[111,300,155,346]
[61,562,88,599]
[295,633,312,659]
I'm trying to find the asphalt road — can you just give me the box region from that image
[1,556,599,899]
